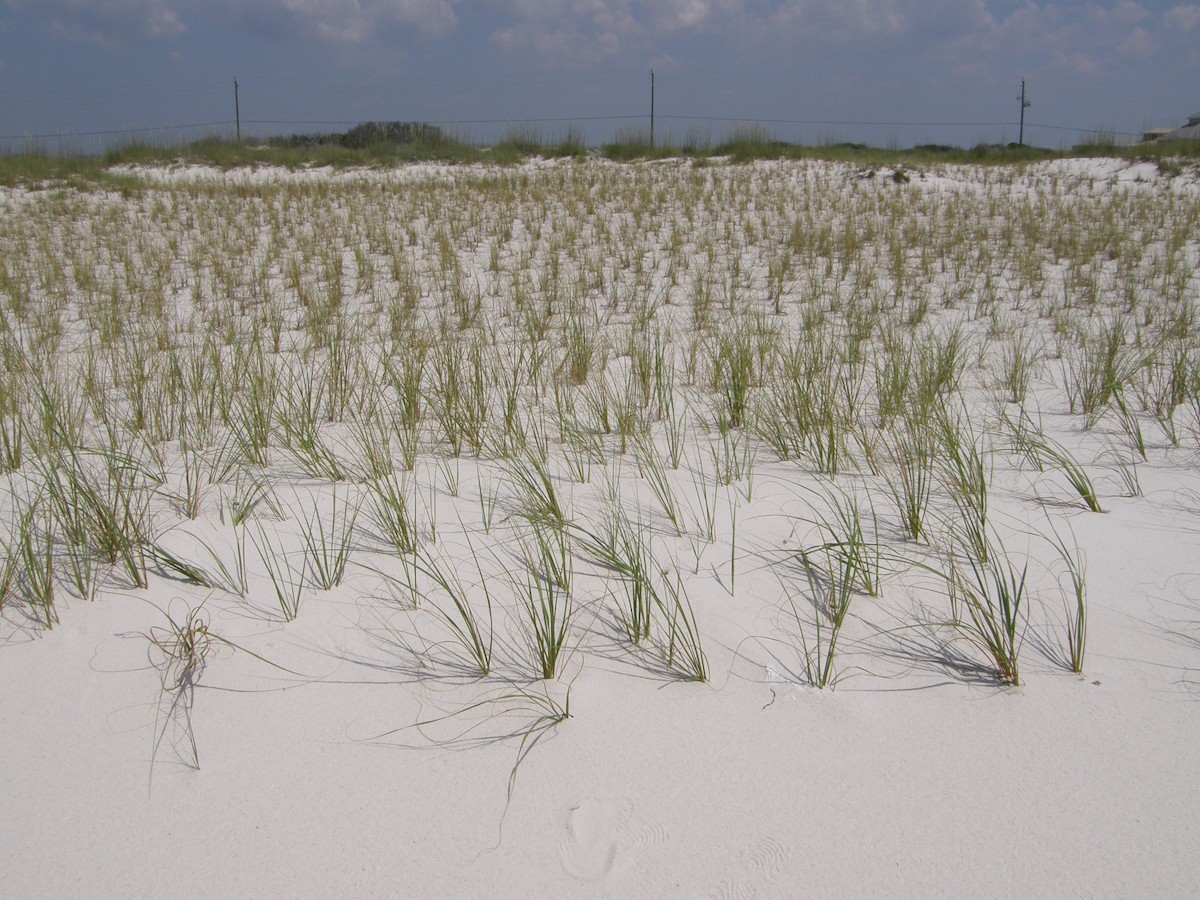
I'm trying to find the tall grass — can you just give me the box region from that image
[882,422,934,542]
[251,523,306,621]
[414,544,494,677]
[935,404,991,563]
[654,567,708,682]
[802,486,882,599]
[0,527,19,613]
[1063,318,1141,425]
[572,495,654,645]
[300,487,359,590]
[16,499,57,628]
[1047,525,1087,674]
[364,469,419,555]
[506,437,569,528]
[793,539,855,689]
[948,538,1027,686]
[150,529,248,598]
[633,433,683,534]
[38,445,156,589]
[4,146,1196,768]
[518,541,573,679]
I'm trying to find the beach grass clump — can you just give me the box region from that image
[300,486,359,590]
[569,485,705,678]
[251,524,306,622]
[1046,527,1088,674]
[150,529,248,598]
[754,331,854,475]
[711,324,758,430]
[1003,413,1103,513]
[518,525,574,680]
[276,366,351,481]
[633,432,683,534]
[413,544,494,677]
[1112,389,1147,460]
[0,403,23,474]
[947,537,1027,686]
[1063,318,1141,425]
[1132,340,1192,447]
[881,420,935,542]
[1000,329,1042,405]
[506,438,569,529]
[653,567,708,682]
[572,495,653,644]
[913,323,969,410]
[16,500,58,628]
[38,445,157,589]
[793,538,856,689]
[220,468,281,528]
[1033,438,1103,513]
[363,469,419,556]
[802,485,882,599]
[934,403,991,563]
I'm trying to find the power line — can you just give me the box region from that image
[0,122,234,141]
[0,114,1142,144]
[0,114,642,141]
[246,71,645,90]
[244,115,646,127]
[0,80,229,100]
[662,114,1016,127]
[0,73,1147,141]
[1026,121,1139,138]
[662,113,1140,138]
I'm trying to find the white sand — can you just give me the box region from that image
[2,156,1199,898]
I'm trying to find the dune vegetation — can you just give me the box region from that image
[2,150,1198,895]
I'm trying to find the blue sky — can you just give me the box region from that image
[1,1,1197,152]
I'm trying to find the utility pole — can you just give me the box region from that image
[234,79,241,144]
[1017,79,1030,147]
[650,70,655,148]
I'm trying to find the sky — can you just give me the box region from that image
[0,1,1197,153]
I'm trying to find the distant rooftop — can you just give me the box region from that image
[1144,110,1200,141]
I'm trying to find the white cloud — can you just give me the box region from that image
[648,0,746,31]
[920,2,1188,80]
[653,0,712,30]
[772,0,904,37]
[647,53,683,70]
[488,1,647,63]
[1118,25,1153,56]
[480,0,1006,66]
[24,0,457,47]
[255,0,458,43]
[23,0,1197,76]
[33,0,186,46]
[766,0,1000,43]
[1164,4,1200,31]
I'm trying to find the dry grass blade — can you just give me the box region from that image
[146,604,214,773]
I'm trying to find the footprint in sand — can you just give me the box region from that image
[558,797,668,882]
[714,880,759,900]
[713,836,793,899]
[745,836,790,882]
